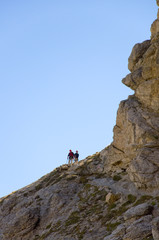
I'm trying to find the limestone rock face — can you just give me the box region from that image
[101,16,159,192]
[127,40,151,72]
[0,160,156,240]
[151,2,159,38]
[1,3,159,240]
[123,215,152,240]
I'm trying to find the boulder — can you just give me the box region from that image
[105,192,118,204]
[128,40,150,72]
[124,203,153,220]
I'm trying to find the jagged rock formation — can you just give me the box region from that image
[101,1,159,193]
[1,2,159,240]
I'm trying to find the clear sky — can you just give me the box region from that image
[0,0,157,198]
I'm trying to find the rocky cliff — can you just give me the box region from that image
[1,2,159,240]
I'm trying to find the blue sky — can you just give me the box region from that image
[0,1,157,198]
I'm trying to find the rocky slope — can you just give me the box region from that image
[1,2,159,240]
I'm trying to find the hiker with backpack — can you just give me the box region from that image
[67,150,74,166]
[74,150,79,163]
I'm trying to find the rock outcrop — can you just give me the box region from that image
[1,2,159,240]
[101,2,159,193]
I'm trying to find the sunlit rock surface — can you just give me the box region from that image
[1,2,159,240]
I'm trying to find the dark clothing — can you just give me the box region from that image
[68,151,74,159]
[74,152,79,163]
[68,151,74,166]
[74,153,79,159]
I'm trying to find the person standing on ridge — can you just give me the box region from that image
[74,150,79,163]
[67,150,74,166]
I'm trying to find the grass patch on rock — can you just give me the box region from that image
[79,176,88,184]
[106,222,121,232]
[65,211,80,226]
[84,183,92,190]
[40,169,66,187]
[113,175,122,181]
[108,203,116,210]
[142,235,154,240]
[133,195,153,206]
[46,223,52,229]
[35,183,43,191]
[39,228,53,240]
[52,220,62,232]
[127,194,137,204]
[121,194,137,207]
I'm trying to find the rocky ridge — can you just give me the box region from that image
[1,2,159,240]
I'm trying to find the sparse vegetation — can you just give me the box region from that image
[35,183,43,191]
[113,175,122,181]
[127,194,137,204]
[78,230,85,240]
[65,211,80,226]
[116,204,128,216]
[79,176,88,184]
[120,194,137,207]
[151,201,156,206]
[142,235,154,240]
[52,220,62,232]
[133,195,153,206]
[84,183,92,190]
[40,169,67,187]
[106,222,121,232]
[95,173,106,178]
[46,223,52,229]
[108,203,116,210]
[86,204,102,215]
[39,228,53,240]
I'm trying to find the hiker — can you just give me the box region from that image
[74,150,79,163]
[67,150,74,166]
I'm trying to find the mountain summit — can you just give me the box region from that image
[1,2,159,240]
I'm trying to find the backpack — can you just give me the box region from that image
[69,152,74,158]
